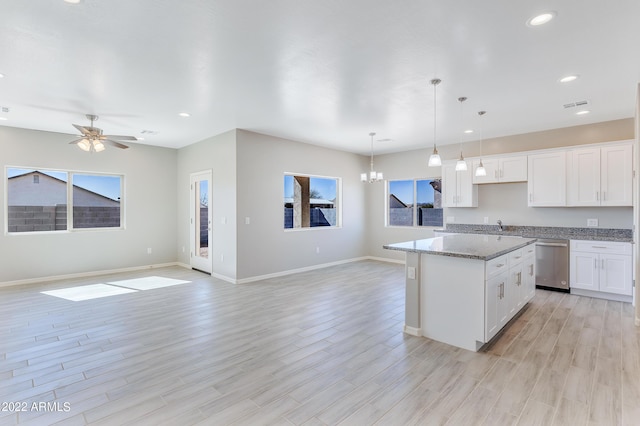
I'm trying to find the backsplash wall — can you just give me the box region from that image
[445,182,633,229]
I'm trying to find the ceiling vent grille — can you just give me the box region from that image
[1,106,9,113]
[563,100,590,109]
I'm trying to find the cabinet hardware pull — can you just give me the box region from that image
[496,263,505,268]
[529,193,533,202]
[529,265,534,275]
[603,191,606,201]
[594,259,597,269]
[500,169,504,178]
[596,192,599,201]
[601,259,605,269]
[495,170,498,179]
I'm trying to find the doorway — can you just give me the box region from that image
[190,171,212,274]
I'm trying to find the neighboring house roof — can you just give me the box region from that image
[284,197,334,205]
[8,171,120,206]
[388,193,408,208]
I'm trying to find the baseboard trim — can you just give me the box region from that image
[403,325,422,336]
[0,256,404,288]
[570,288,633,303]
[0,262,181,289]
[235,257,371,284]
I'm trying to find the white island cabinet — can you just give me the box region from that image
[384,234,536,351]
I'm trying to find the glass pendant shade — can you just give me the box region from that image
[455,156,467,171]
[93,140,105,152]
[428,147,441,167]
[475,160,487,176]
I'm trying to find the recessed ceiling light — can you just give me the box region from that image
[527,11,556,27]
[178,112,191,117]
[576,110,590,115]
[0,117,7,121]
[63,0,82,4]
[464,129,474,134]
[0,73,4,78]
[560,75,579,83]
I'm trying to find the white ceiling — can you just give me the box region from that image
[1,0,639,155]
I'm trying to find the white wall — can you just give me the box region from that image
[235,130,367,280]
[176,129,238,280]
[0,126,178,284]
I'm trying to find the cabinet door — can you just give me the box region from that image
[500,156,528,183]
[600,254,632,295]
[472,158,499,184]
[456,167,478,207]
[528,152,567,206]
[570,251,599,291]
[522,254,536,302]
[442,164,458,207]
[568,148,600,206]
[508,264,524,317]
[601,145,632,206]
[485,271,507,342]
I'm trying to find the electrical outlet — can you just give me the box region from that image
[316,247,320,254]
[220,254,224,262]
[147,247,152,254]
[245,217,250,225]
[587,218,598,227]
[182,246,185,253]
[407,267,416,280]
[483,217,489,224]
[221,217,227,224]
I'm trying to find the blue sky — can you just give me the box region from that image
[389,179,437,205]
[8,168,121,201]
[284,175,337,200]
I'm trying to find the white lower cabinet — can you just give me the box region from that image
[570,240,632,299]
[485,247,535,342]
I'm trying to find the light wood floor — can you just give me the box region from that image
[1,260,639,425]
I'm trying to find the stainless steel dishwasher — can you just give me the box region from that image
[535,238,570,291]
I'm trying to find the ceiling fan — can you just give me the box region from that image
[70,114,136,152]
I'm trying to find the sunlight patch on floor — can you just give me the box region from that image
[107,276,191,290]
[41,283,138,301]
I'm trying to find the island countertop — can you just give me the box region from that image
[384,233,537,261]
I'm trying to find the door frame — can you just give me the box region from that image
[190,170,212,273]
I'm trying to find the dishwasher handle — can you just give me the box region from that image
[536,242,569,248]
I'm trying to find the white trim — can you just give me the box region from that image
[570,288,633,303]
[235,256,370,284]
[367,256,405,265]
[0,262,182,289]
[403,325,422,336]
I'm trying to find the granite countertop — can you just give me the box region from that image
[435,224,633,243]
[384,234,537,261]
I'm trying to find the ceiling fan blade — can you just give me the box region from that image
[100,134,138,141]
[73,124,92,136]
[102,139,130,149]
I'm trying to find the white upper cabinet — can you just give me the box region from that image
[527,151,566,207]
[443,163,478,207]
[472,156,527,184]
[567,144,632,207]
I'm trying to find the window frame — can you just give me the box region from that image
[386,177,443,228]
[5,166,126,235]
[283,172,342,231]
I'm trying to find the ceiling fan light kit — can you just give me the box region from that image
[70,114,136,153]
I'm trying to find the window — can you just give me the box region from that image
[6,168,123,233]
[284,174,340,229]
[387,178,442,227]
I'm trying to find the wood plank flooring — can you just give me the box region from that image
[0,260,639,425]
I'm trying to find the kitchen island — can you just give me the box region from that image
[384,234,537,351]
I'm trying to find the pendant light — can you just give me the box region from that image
[427,78,442,167]
[475,111,487,177]
[455,96,468,171]
[361,132,383,183]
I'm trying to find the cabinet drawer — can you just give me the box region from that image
[522,244,536,258]
[570,240,631,255]
[508,249,525,265]
[487,254,509,278]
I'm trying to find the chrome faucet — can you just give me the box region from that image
[497,220,503,232]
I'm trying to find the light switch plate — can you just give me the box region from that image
[587,218,598,227]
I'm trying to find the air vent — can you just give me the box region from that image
[563,100,590,109]
[1,106,9,113]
